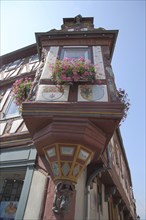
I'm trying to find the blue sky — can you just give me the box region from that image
[1,0,145,219]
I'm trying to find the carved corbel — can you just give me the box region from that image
[52,181,75,214]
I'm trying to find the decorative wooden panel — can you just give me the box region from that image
[9,119,23,134]
[0,89,11,112]
[36,85,69,102]
[78,85,108,102]
[0,122,7,135]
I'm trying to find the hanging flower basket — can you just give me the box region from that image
[117,88,130,123]
[51,58,96,85]
[12,77,33,106]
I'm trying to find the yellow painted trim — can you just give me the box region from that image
[43,143,78,150]
[69,145,80,176]
[53,176,77,184]
[80,144,93,154]
[43,143,94,183]
[60,146,75,156]
[44,153,53,167]
[56,144,61,175]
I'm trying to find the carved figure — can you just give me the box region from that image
[52,182,75,214]
[74,14,82,25]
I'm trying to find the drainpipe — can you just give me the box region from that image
[86,145,112,220]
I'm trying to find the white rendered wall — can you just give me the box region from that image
[75,170,86,220]
[23,170,47,220]
[100,184,109,220]
[90,182,109,220]
[90,182,98,220]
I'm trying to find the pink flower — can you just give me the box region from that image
[12,77,33,106]
[51,58,96,84]
[66,77,72,81]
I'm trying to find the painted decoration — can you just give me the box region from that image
[0,201,18,220]
[92,46,105,79]
[44,143,93,183]
[78,149,89,161]
[52,162,60,176]
[73,164,80,177]
[47,147,56,157]
[61,147,74,156]
[40,47,59,79]
[78,85,108,102]
[36,85,69,102]
[62,162,70,176]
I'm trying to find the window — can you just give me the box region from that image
[60,46,91,60]
[0,169,26,220]
[0,65,6,72]
[29,54,39,63]
[3,97,19,119]
[0,179,23,202]
[5,59,22,71]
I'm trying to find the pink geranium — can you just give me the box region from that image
[12,77,33,106]
[51,58,96,85]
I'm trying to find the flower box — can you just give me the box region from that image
[51,58,96,85]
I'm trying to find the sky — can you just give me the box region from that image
[0,0,145,219]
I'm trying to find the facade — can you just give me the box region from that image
[0,15,137,220]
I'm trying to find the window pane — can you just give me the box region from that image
[0,169,26,219]
[0,65,6,72]
[60,48,91,60]
[6,60,22,71]
[64,50,88,59]
[6,99,19,116]
[29,54,39,63]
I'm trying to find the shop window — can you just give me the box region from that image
[0,179,23,202]
[0,169,26,220]
[60,46,92,60]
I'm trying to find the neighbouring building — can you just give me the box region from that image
[0,15,138,220]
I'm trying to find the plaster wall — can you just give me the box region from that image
[23,170,47,220]
[89,183,109,220]
[90,182,98,220]
[100,184,109,220]
[74,169,86,220]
